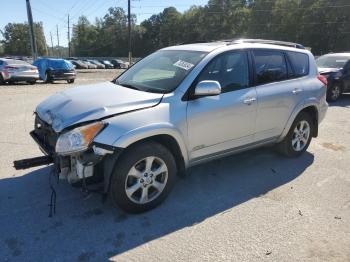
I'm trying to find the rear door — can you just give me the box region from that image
[252,49,308,142]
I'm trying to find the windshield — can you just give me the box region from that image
[116,50,207,93]
[49,60,74,70]
[316,55,350,69]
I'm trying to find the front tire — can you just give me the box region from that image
[277,112,313,157]
[27,80,36,85]
[109,141,176,213]
[327,83,342,102]
[67,79,75,84]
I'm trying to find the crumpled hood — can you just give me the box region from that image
[318,67,341,75]
[36,81,163,132]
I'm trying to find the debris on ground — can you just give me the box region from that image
[266,250,272,255]
[298,210,303,216]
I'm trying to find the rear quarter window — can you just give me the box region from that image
[287,51,309,77]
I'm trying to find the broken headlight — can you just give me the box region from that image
[55,122,105,155]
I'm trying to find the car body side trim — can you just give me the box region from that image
[189,136,278,167]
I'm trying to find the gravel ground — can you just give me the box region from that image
[0,69,349,261]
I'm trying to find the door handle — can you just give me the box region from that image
[243,97,256,105]
[292,88,303,94]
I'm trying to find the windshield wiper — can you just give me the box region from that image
[115,81,141,91]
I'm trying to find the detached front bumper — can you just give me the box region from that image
[14,115,123,193]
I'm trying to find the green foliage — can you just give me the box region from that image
[66,0,350,57]
[1,22,48,56]
[1,1,349,57]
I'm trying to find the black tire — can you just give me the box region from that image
[276,112,314,157]
[67,79,75,84]
[0,75,5,85]
[109,141,177,213]
[27,80,36,85]
[326,83,342,102]
[44,71,52,83]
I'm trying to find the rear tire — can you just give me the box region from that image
[67,79,75,84]
[109,141,177,213]
[0,75,5,85]
[27,80,36,85]
[44,71,52,83]
[276,112,314,157]
[326,83,342,102]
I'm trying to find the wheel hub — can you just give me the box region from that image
[142,173,153,186]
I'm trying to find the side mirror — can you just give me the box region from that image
[193,80,221,97]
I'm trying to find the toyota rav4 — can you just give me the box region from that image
[15,39,328,213]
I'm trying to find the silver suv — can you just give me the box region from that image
[15,39,328,213]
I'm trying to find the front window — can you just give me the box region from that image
[116,50,207,93]
[316,55,350,69]
[197,51,250,93]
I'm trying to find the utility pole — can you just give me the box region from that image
[26,0,38,60]
[56,25,61,57]
[128,0,131,66]
[50,32,54,57]
[68,14,71,57]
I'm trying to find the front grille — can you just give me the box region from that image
[32,115,58,154]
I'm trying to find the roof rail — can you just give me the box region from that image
[229,39,305,49]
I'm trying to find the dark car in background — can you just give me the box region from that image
[99,60,114,69]
[0,58,39,84]
[69,59,89,69]
[110,59,128,69]
[88,60,105,69]
[317,53,350,101]
[82,60,98,69]
[33,58,76,83]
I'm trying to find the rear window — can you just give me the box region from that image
[252,50,287,85]
[48,60,74,70]
[287,52,309,77]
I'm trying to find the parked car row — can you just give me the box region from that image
[0,58,76,84]
[67,58,129,69]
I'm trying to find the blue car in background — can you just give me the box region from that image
[33,58,76,84]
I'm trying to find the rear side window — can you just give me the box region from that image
[252,50,287,85]
[287,51,309,77]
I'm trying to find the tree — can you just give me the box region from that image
[1,22,47,56]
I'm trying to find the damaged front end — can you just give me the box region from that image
[14,114,122,194]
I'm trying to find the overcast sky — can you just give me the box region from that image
[0,0,208,47]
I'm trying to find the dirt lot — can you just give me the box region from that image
[0,69,349,261]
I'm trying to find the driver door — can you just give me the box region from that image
[186,51,257,161]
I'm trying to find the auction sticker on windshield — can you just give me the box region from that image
[173,60,194,70]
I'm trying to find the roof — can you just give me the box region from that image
[162,41,310,54]
[162,42,227,52]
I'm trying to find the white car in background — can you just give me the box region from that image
[0,58,39,84]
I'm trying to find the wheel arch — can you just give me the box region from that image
[111,124,189,172]
[279,102,319,141]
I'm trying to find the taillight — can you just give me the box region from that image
[317,74,328,86]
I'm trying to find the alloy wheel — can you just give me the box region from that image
[331,85,340,100]
[124,156,168,204]
[291,120,310,151]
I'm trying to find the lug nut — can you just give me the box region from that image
[140,179,144,183]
